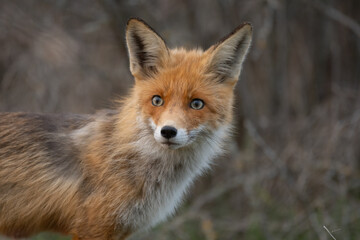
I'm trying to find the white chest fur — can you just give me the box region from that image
[120,125,230,230]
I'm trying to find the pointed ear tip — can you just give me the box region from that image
[239,22,253,34]
[127,18,138,26]
[126,17,148,30]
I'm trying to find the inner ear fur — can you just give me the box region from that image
[206,23,252,83]
[126,18,169,79]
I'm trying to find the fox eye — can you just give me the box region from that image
[190,99,204,110]
[152,95,164,106]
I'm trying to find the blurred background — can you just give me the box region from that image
[0,0,359,239]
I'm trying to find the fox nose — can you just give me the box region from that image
[161,126,177,139]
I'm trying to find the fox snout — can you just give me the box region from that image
[152,121,193,149]
[160,126,177,139]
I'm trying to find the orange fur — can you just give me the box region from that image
[0,18,252,240]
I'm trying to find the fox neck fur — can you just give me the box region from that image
[70,99,231,231]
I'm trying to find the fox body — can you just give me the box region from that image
[0,18,252,240]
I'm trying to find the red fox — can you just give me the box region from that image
[0,18,252,240]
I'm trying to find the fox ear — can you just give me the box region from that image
[206,23,252,83]
[126,18,168,79]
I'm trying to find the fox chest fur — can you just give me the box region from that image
[0,18,252,240]
[69,108,229,230]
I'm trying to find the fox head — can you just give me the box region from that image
[126,18,252,150]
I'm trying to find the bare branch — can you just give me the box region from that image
[323,225,337,240]
[306,0,360,38]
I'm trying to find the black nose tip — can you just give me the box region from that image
[161,126,177,139]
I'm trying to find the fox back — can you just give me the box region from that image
[0,18,252,240]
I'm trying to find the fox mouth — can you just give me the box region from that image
[161,141,179,146]
[159,140,182,149]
